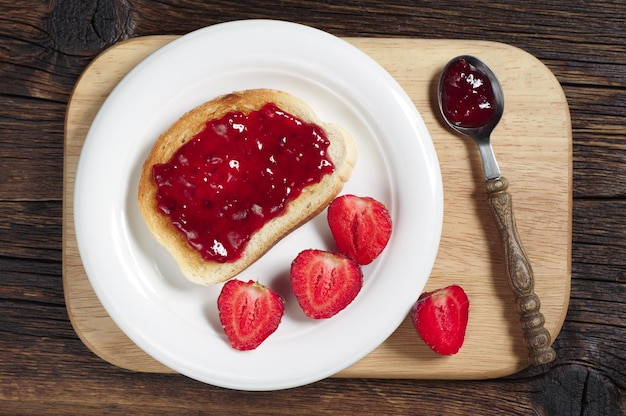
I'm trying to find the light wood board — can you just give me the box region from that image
[62,36,572,379]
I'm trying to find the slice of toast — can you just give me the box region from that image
[138,89,357,285]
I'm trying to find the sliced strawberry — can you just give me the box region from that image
[290,249,363,319]
[327,194,392,265]
[217,279,284,350]
[410,285,470,355]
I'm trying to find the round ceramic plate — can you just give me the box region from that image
[74,20,443,391]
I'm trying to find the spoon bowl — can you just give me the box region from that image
[438,55,505,138]
[438,55,504,180]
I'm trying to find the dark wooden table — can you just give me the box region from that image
[2,1,624,414]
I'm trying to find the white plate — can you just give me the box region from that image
[74,20,443,391]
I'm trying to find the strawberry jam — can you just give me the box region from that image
[152,103,335,263]
[440,57,496,128]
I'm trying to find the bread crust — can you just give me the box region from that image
[138,89,357,285]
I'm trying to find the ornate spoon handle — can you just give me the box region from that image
[485,177,557,365]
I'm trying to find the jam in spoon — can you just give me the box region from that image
[438,55,557,365]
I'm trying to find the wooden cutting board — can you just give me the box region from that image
[62,35,571,379]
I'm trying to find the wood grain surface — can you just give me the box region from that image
[63,35,570,379]
[1,1,624,415]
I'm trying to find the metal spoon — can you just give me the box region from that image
[438,55,557,366]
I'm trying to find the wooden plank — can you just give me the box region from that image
[62,35,571,379]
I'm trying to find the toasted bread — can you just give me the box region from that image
[138,89,357,285]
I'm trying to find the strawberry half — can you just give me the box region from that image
[290,249,363,319]
[410,285,470,355]
[327,194,392,265]
[217,279,284,351]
